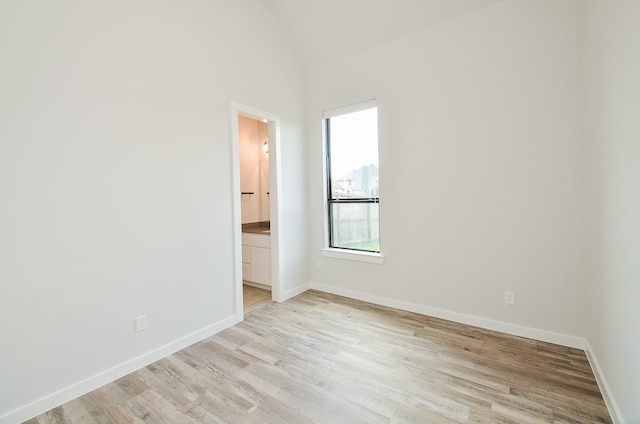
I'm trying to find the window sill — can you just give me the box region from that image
[322,248,385,264]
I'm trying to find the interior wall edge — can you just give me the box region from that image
[309,282,585,350]
[279,282,311,303]
[0,314,241,424]
[584,340,626,424]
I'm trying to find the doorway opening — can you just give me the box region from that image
[230,102,283,319]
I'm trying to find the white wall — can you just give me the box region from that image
[584,1,640,422]
[0,0,307,421]
[308,0,586,344]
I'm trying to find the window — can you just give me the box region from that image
[324,101,380,254]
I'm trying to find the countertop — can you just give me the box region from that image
[242,222,270,235]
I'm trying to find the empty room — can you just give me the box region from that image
[0,1,638,423]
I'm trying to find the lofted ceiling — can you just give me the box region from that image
[260,0,501,69]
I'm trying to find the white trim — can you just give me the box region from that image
[230,102,284,306]
[584,340,624,424]
[267,118,284,303]
[230,104,244,319]
[322,99,377,119]
[322,99,383,257]
[321,118,330,249]
[242,281,271,291]
[322,248,385,264]
[309,281,585,349]
[280,282,311,302]
[0,315,240,424]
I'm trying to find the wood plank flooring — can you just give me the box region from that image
[242,285,272,316]
[26,290,611,423]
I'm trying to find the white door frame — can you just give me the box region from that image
[230,102,283,319]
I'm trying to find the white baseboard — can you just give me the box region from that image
[279,282,310,302]
[1,314,241,424]
[584,340,624,424]
[309,282,585,349]
[243,280,272,291]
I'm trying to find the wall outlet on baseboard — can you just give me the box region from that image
[135,314,148,332]
[504,291,515,305]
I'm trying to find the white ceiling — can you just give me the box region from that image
[261,0,501,69]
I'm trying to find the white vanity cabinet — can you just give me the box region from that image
[241,232,271,286]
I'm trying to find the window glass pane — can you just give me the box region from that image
[328,108,378,199]
[330,202,380,252]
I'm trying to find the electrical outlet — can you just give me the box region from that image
[135,314,148,332]
[504,291,515,305]
[316,261,322,270]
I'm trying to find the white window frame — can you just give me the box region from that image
[321,100,384,264]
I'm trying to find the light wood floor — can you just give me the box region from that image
[26,290,611,423]
[242,285,272,316]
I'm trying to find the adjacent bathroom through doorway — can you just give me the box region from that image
[231,101,282,318]
[238,115,273,314]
